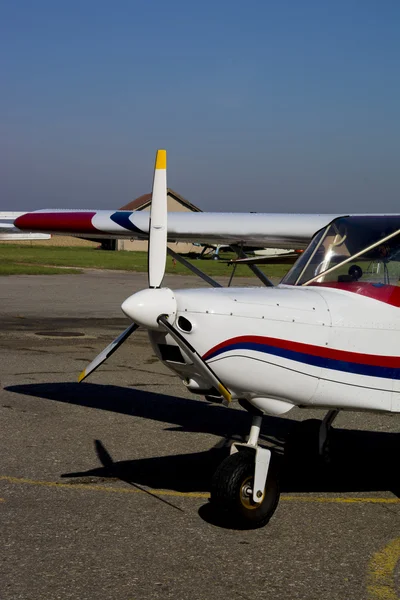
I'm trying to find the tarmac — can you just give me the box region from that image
[0,271,399,600]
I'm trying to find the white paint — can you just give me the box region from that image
[149,283,399,414]
[148,165,167,288]
[248,397,294,415]
[121,288,176,330]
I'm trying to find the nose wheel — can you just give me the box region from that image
[210,450,280,528]
[210,413,280,528]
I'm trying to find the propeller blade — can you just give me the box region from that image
[78,323,139,383]
[148,149,167,289]
[157,315,232,405]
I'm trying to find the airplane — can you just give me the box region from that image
[14,150,400,529]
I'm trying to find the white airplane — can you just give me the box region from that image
[14,150,400,528]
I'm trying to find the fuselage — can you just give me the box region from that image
[148,284,400,415]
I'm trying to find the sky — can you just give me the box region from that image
[1,0,400,213]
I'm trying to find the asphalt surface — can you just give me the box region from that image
[0,271,399,600]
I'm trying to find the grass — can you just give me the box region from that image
[0,263,82,275]
[0,244,291,280]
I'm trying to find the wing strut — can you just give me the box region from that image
[230,245,274,287]
[167,247,222,288]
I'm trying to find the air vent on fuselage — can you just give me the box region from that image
[158,344,185,364]
[177,316,193,332]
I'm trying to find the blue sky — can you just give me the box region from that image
[1,0,400,212]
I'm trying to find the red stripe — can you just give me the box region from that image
[15,212,97,233]
[203,335,400,368]
[310,282,400,308]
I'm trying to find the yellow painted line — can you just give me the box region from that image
[0,475,399,505]
[367,538,400,600]
[283,496,400,505]
[0,475,209,498]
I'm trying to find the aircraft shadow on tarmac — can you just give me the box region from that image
[6,382,400,498]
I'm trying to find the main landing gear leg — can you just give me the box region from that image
[286,409,339,466]
[210,411,280,528]
[319,409,339,461]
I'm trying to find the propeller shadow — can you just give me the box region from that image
[5,382,400,498]
[64,438,230,494]
[5,382,288,443]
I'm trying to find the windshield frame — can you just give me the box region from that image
[292,220,338,285]
[281,215,400,287]
[302,226,400,286]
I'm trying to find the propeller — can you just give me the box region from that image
[148,149,167,288]
[78,149,232,404]
[78,149,170,383]
[78,323,139,383]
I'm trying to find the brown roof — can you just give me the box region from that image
[120,193,152,211]
[119,189,202,212]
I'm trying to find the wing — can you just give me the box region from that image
[14,210,342,249]
[0,211,50,241]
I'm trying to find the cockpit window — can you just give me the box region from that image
[282,216,400,287]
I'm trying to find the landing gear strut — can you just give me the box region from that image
[319,409,339,462]
[286,409,339,465]
[210,414,280,528]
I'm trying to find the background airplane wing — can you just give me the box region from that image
[0,211,51,241]
[14,210,342,249]
[0,213,23,233]
[229,252,303,265]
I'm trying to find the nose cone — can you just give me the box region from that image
[121,287,177,329]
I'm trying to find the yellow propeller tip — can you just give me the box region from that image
[218,383,231,403]
[155,149,167,170]
[78,370,86,383]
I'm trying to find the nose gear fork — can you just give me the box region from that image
[230,414,272,505]
[210,409,280,528]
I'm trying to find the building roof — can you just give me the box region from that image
[120,188,202,212]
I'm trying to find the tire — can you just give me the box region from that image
[210,450,280,529]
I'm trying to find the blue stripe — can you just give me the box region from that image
[110,212,146,235]
[207,342,398,380]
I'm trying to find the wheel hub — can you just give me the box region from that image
[240,476,264,510]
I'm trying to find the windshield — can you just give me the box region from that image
[282,216,400,287]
